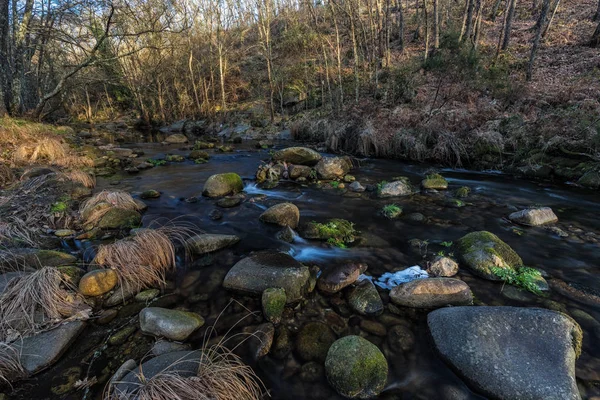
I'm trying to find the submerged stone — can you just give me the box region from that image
[295,322,336,362]
[456,231,523,280]
[347,279,383,316]
[186,233,240,254]
[390,278,473,308]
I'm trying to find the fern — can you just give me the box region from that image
[492,266,543,295]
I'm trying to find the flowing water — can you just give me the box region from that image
[12,139,600,399]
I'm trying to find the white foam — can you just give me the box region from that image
[368,266,429,290]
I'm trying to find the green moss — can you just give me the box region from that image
[381,204,402,219]
[146,158,166,166]
[98,208,142,229]
[262,287,286,323]
[422,173,448,190]
[455,186,471,198]
[194,141,215,149]
[165,154,184,162]
[456,231,523,280]
[108,325,137,346]
[305,219,356,247]
[194,158,208,164]
[51,201,68,213]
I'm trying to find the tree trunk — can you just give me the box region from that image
[461,0,475,43]
[490,0,502,21]
[423,0,430,61]
[433,0,439,50]
[527,0,550,80]
[0,0,9,116]
[397,0,405,51]
[591,21,600,46]
[502,0,518,50]
[594,0,600,21]
[542,0,560,38]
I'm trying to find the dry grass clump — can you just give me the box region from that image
[105,344,264,400]
[0,221,37,248]
[0,267,85,341]
[0,165,14,188]
[80,190,142,226]
[0,342,24,385]
[62,170,96,188]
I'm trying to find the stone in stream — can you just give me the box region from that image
[348,181,365,192]
[216,196,242,208]
[188,149,210,160]
[140,189,160,199]
[246,322,275,359]
[276,226,295,243]
[578,170,600,189]
[387,324,416,353]
[223,252,310,303]
[317,262,368,294]
[0,248,77,269]
[428,306,583,400]
[113,351,201,395]
[186,233,240,255]
[315,157,351,180]
[378,180,413,197]
[456,231,522,280]
[272,146,322,166]
[390,278,473,308]
[347,279,383,316]
[428,256,459,277]
[325,335,388,399]
[164,133,188,144]
[289,165,312,179]
[98,208,142,230]
[259,202,300,228]
[295,322,337,362]
[16,321,86,376]
[508,207,558,226]
[139,307,205,341]
[151,340,192,356]
[421,173,448,190]
[262,287,286,324]
[78,269,119,296]
[202,173,243,197]
[54,229,75,237]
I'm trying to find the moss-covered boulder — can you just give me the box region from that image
[455,186,471,198]
[140,189,161,199]
[98,208,142,230]
[300,219,356,246]
[578,170,600,189]
[259,203,300,228]
[188,150,210,160]
[202,173,243,197]
[272,147,322,166]
[262,288,286,324]
[421,173,448,190]
[456,231,522,280]
[315,157,351,180]
[79,269,119,296]
[295,322,336,362]
[0,249,77,269]
[325,335,388,399]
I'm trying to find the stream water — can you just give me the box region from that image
[12,139,600,399]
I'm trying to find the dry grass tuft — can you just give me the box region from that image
[105,344,264,400]
[0,221,37,248]
[14,138,67,164]
[0,267,85,341]
[0,342,24,385]
[80,190,142,226]
[0,165,14,188]
[62,171,96,188]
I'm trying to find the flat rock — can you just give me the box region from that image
[508,207,558,226]
[139,307,205,341]
[390,278,473,308]
[186,234,240,255]
[317,263,368,294]
[272,147,322,166]
[16,321,86,375]
[428,306,582,400]
[378,180,413,197]
[223,252,310,303]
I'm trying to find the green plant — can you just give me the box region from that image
[331,181,340,189]
[308,169,317,180]
[381,204,402,219]
[194,158,208,164]
[147,158,166,167]
[311,219,356,248]
[376,180,388,193]
[491,266,543,295]
[327,237,347,249]
[50,201,68,213]
[436,250,446,257]
[440,241,453,248]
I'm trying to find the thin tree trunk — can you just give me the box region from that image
[542,0,560,38]
[397,0,404,51]
[423,0,430,61]
[527,0,550,80]
[433,0,440,50]
[595,0,600,21]
[591,21,600,46]
[496,0,510,57]
[0,0,9,115]
[490,0,502,21]
[502,0,518,50]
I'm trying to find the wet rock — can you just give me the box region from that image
[508,207,558,226]
[289,165,312,179]
[140,189,161,199]
[113,351,201,395]
[16,321,86,375]
[109,325,136,346]
[272,326,293,359]
[347,279,383,316]
[0,248,77,269]
[315,157,351,180]
[429,256,459,277]
[135,288,160,302]
[276,226,295,243]
[421,174,448,190]
[578,170,600,189]
[387,325,415,353]
[97,309,118,325]
[259,203,300,228]
[202,172,243,197]
[209,209,223,220]
[325,335,388,399]
[98,208,142,230]
[247,323,275,359]
[428,306,582,400]
[378,180,413,198]
[186,233,240,255]
[300,219,356,243]
[139,307,205,341]
[216,196,242,208]
[348,181,365,192]
[151,340,192,356]
[390,278,473,308]
[262,288,286,324]
[223,252,310,303]
[272,147,322,166]
[300,361,324,383]
[296,322,336,362]
[164,133,188,144]
[188,150,209,160]
[54,229,75,237]
[456,231,522,280]
[104,285,137,307]
[79,269,118,296]
[405,213,426,222]
[317,263,368,294]
[360,320,387,336]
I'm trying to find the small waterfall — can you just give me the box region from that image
[244,182,301,200]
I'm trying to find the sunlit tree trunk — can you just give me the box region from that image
[433,0,440,50]
[542,0,560,38]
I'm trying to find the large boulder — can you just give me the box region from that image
[16,321,86,376]
[428,306,582,400]
[202,173,243,197]
[139,307,205,341]
[272,147,322,166]
[325,335,388,399]
[259,203,300,228]
[186,234,240,255]
[223,252,310,303]
[390,278,473,308]
[317,262,368,294]
[456,231,522,280]
[164,133,188,144]
[508,207,558,226]
[378,180,413,197]
[79,269,118,296]
[315,157,351,180]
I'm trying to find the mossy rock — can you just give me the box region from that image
[578,171,600,189]
[456,231,522,280]
[325,335,388,399]
[165,154,184,162]
[295,322,336,362]
[455,186,471,198]
[109,325,137,346]
[202,173,243,198]
[58,266,85,286]
[262,288,286,324]
[301,219,356,245]
[140,190,161,199]
[98,208,142,230]
[421,174,448,190]
[1,249,77,269]
[188,150,210,160]
[194,141,215,149]
[272,147,322,166]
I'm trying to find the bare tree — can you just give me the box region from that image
[527,0,550,80]
[0,0,8,116]
[594,0,600,21]
[502,0,518,50]
[592,20,600,46]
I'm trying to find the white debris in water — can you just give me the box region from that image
[362,266,429,290]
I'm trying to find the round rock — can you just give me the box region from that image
[139,307,205,341]
[79,269,118,296]
[259,203,300,228]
